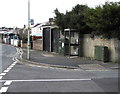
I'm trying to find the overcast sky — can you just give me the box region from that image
[0,0,119,28]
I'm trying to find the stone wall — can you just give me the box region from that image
[33,39,42,50]
[116,40,120,63]
[21,40,43,50]
[82,34,120,63]
[21,43,27,48]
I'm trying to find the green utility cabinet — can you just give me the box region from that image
[94,46,109,62]
[58,38,64,55]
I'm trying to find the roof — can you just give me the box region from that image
[32,23,42,28]
[42,25,58,29]
[0,31,16,35]
[0,31,7,34]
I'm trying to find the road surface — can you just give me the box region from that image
[0,44,119,93]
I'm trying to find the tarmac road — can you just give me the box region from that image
[0,44,16,74]
[0,44,119,93]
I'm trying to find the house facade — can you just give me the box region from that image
[0,27,20,46]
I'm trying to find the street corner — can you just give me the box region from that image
[16,55,82,70]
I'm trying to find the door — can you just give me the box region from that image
[43,27,50,52]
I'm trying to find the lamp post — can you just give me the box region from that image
[27,0,30,60]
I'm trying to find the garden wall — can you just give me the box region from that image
[82,34,120,63]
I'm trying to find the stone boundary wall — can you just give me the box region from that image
[82,34,120,63]
[21,43,27,48]
[117,40,120,63]
[33,39,42,50]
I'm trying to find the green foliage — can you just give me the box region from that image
[54,2,120,39]
[54,5,90,33]
[54,8,66,31]
[101,2,120,39]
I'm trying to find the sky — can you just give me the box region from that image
[0,0,119,28]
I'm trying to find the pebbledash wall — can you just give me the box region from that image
[81,34,120,63]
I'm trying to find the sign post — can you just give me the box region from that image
[27,0,30,60]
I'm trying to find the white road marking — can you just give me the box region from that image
[11,63,16,66]
[13,61,17,64]
[0,47,20,93]
[12,58,14,61]
[4,70,10,73]
[0,76,3,79]
[0,87,8,92]
[0,78,91,82]
[4,81,12,86]
[0,73,6,76]
[7,68,12,70]
[9,65,14,68]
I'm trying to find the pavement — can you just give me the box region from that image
[18,48,119,71]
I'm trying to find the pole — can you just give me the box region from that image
[50,27,51,52]
[27,0,30,60]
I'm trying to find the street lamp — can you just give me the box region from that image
[27,0,30,60]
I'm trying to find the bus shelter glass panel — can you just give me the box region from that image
[70,32,79,44]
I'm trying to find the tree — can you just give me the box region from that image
[85,6,103,37]
[54,2,120,39]
[85,2,120,39]
[54,4,90,33]
[54,8,66,31]
[100,2,120,39]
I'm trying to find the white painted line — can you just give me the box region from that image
[11,63,16,66]
[1,78,91,82]
[12,62,17,65]
[13,61,17,64]
[0,73,6,76]
[4,70,10,73]
[0,76,3,79]
[12,58,15,61]
[9,65,14,68]
[7,68,12,70]
[12,56,16,61]
[4,81,12,86]
[0,87,8,92]
[14,57,17,61]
